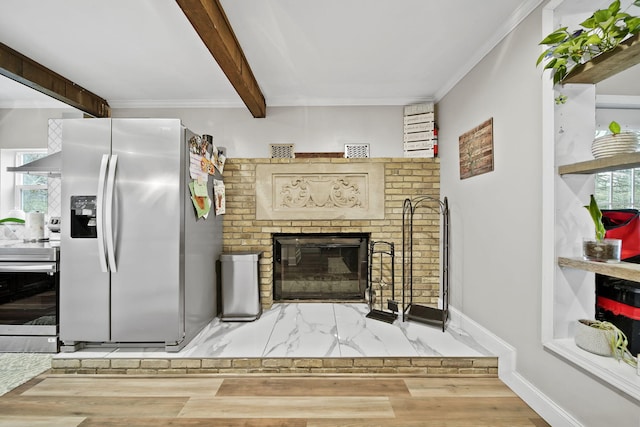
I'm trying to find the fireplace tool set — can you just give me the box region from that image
[366,195,449,328]
[366,240,399,323]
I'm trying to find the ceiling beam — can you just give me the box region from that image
[0,42,110,118]
[176,0,266,118]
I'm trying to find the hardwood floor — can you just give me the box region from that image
[0,374,550,426]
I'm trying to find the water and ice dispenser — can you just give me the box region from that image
[70,196,97,238]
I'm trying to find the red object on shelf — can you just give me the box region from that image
[597,296,640,320]
[603,209,640,259]
[596,277,640,355]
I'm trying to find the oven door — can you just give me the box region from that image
[0,261,59,352]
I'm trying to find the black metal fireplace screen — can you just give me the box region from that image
[273,233,369,301]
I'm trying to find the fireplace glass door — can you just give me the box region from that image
[273,234,368,301]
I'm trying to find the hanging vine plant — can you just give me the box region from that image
[537,0,640,84]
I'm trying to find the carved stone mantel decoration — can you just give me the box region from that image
[256,163,384,220]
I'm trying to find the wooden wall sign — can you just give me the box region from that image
[459,118,494,180]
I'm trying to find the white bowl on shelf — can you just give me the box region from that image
[591,132,640,159]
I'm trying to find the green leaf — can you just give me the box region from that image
[585,194,606,241]
[586,34,603,45]
[608,0,621,15]
[0,217,25,224]
[536,50,548,66]
[581,17,596,29]
[540,29,568,45]
[609,120,621,134]
[545,58,558,68]
[553,65,568,85]
[594,9,613,24]
[625,16,640,33]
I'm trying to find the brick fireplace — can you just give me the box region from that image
[221,157,440,309]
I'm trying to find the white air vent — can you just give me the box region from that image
[344,144,370,158]
[270,144,295,158]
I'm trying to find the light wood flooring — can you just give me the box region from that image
[0,373,550,426]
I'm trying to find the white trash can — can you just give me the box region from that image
[220,252,262,321]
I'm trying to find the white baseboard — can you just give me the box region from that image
[449,305,583,427]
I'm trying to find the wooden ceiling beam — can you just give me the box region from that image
[0,42,110,118]
[176,0,266,118]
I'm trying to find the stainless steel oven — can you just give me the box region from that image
[0,241,59,352]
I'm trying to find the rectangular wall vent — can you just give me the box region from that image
[270,144,295,158]
[344,144,370,158]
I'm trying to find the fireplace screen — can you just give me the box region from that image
[273,234,369,301]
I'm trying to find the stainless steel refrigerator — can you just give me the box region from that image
[59,118,222,352]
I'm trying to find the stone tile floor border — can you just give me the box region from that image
[0,353,51,396]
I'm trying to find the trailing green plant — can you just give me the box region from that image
[537,0,640,84]
[585,194,606,241]
[580,319,638,368]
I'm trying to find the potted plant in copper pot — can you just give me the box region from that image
[583,194,622,262]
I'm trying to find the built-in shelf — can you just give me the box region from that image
[544,339,640,402]
[563,33,640,84]
[558,152,640,175]
[548,10,640,406]
[558,257,640,284]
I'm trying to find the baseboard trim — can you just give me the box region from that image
[448,305,583,427]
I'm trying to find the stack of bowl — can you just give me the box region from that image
[591,132,640,159]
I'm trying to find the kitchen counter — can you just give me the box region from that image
[0,239,59,248]
[0,239,59,261]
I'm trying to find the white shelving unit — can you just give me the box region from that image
[543,17,640,400]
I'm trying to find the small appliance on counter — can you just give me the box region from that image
[48,217,61,241]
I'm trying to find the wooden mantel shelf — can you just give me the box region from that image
[563,33,640,84]
[558,257,640,283]
[558,152,640,175]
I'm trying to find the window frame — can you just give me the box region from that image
[13,150,48,214]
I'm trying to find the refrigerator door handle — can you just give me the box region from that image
[105,154,118,272]
[96,154,110,273]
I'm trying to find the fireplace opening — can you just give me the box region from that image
[273,233,369,301]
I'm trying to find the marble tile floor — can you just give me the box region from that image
[53,302,493,360]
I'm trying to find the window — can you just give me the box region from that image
[595,168,640,209]
[594,130,640,210]
[14,151,48,213]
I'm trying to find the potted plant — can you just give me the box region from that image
[591,121,640,158]
[537,0,640,84]
[583,194,622,262]
[575,319,637,368]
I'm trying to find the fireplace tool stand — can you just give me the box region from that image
[402,195,449,331]
[366,240,398,323]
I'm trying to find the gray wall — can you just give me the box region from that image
[112,105,404,158]
[0,109,77,149]
[1,106,405,157]
[438,4,639,426]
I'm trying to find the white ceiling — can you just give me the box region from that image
[1,0,543,111]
